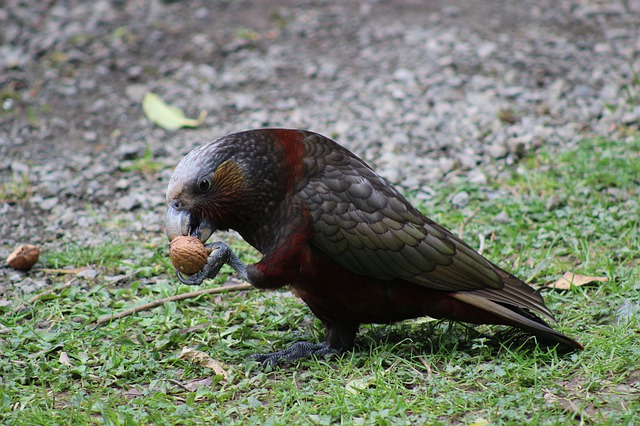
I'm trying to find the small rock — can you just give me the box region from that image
[76,268,99,279]
[117,194,141,211]
[476,41,497,58]
[125,84,148,102]
[438,158,456,174]
[450,191,469,208]
[38,197,59,211]
[467,169,487,185]
[458,152,480,170]
[11,161,30,178]
[493,211,510,224]
[616,299,640,325]
[487,143,508,159]
[546,194,565,211]
[126,65,143,79]
[115,178,130,190]
[117,145,143,161]
[507,138,527,157]
[83,131,98,142]
[393,68,415,83]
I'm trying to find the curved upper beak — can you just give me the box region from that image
[165,201,214,243]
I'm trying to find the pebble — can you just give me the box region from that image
[487,143,508,159]
[546,195,565,211]
[117,194,142,211]
[115,178,130,190]
[450,191,470,208]
[492,211,511,224]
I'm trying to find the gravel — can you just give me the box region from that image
[1,0,639,276]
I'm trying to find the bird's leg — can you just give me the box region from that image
[176,241,249,285]
[250,322,357,367]
[250,342,340,368]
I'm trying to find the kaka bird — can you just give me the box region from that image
[165,128,582,365]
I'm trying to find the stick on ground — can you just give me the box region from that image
[94,283,253,325]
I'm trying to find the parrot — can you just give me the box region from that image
[165,128,582,366]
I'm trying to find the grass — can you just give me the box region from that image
[1,137,639,425]
[0,172,33,202]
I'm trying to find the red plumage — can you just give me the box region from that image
[165,128,582,365]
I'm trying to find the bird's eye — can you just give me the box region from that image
[198,178,211,192]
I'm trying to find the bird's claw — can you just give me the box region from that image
[175,241,248,285]
[250,342,340,368]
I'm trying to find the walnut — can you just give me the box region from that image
[7,244,40,271]
[169,236,211,275]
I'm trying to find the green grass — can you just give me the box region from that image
[119,147,164,174]
[1,137,639,425]
[0,172,32,202]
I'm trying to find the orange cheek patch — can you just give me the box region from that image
[213,160,248,195]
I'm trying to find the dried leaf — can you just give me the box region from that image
[142,92,206,130]
[59,351,72,366]
[124,387,143,399]
[179,347,229,379]
[181,376,214,392]
[547,272,608,290]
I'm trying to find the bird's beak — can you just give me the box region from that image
[165,202,214,243]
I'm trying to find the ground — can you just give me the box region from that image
[1,1,639,424]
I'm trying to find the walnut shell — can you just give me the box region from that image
[7,244,40,271]
[169,236,211,275]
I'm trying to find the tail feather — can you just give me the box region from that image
[452,292,583,350]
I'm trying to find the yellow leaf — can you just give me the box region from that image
[547,272,608,290]
[467,418,489,426]
[179,347,229,379]
[142,92,206,130]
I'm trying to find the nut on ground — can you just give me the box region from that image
[169,236,211,275]
[7,244,40,271]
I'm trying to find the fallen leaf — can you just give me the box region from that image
[142,92,206,130]
[179,347,229,379]
[124,387,143,399]
[467,419,489,426]
[59,351,72,366]
[546,272,608,290]
[345,377,371,395]
[181,376,214,392]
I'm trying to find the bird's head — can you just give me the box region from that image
[165,129,305,246]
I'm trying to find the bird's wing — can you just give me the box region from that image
[305,180,503,291]
[301,159,504,292]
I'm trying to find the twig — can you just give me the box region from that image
[417,356,433,379]
[94,283,253,325]
[27,277,78,304]
[477,232,486,255]
[457,207,481,238]
[12,277,78,313]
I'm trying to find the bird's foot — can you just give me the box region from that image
[176,241,249,285]
[250,342,340,368]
